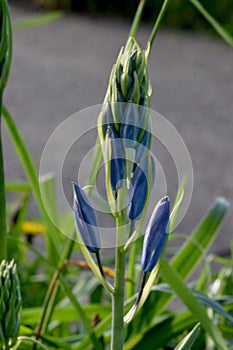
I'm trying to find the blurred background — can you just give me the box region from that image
[17,0,233,34]
[5,0,233,255]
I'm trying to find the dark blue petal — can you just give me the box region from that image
[107,127,125,192]
[72,182,101,253]
[127,157,149,221]
[141,197,170,272]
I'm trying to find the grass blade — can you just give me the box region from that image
[190,0,233,46]
[174,323,200,350]
[5,181,31,193]
[172,197,230,278]
[2,106,60,263]
[59,276,104,350]
[160,259,228,350]
[12,11,62,30]
[125,312,195,349]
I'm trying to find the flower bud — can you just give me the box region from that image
[141,197,170,272]
[127,156,155,221]
[105,127,125,193]
[0,260,22,348]
[73,182,101,253]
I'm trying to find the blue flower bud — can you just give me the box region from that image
[72,182,101,253]
[106,127,125,192]
[141,197,170,272]
[127,157,155,221]
[127,157,149,221]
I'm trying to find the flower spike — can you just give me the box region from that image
[0,260,21,349]
[72,182,101,253]
[141,196,170,272]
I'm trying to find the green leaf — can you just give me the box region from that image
[22,304,111,325]
[39,173,63,249]
[0,0,13,90]
[151,283,233,324]
[2,106,60,264]
[194,290,233,324]
[190,0,233,46]
[174,323,200,350]
[5,181,31,193]
[12,11,62,30]
[59,276,104,350]
[40,333,72,349]
[16,336,49,350]
[160,259,228,350]
[170,177,186,233]
[125,312,195,349]
[172,197,230,278]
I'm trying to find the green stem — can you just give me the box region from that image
[34,235,75,343]
[126,221,136,299]
[148,0,171,49]
[128,0,147,38]
[111,218,126,350]
[34,269,61,344]
[0,93,7,260]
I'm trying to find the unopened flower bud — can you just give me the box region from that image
[141,197,170,272]
[127,156,155,221]
[73,182,101,253]
[0,260,22,348]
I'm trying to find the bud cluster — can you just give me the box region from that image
[97,37,154,218]
[0,260,22,349]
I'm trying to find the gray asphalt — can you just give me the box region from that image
[4,3,233,254]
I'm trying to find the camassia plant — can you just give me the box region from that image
[0,0,233,350]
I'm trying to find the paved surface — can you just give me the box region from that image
[4,2,233,254]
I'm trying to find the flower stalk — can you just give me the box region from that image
[111,218,127,350]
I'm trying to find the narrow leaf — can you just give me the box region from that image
[160,259,228,350]
[174,323,200,350]
[2,106,60,264]
[190,0,233,46]
[13,11,62,30]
